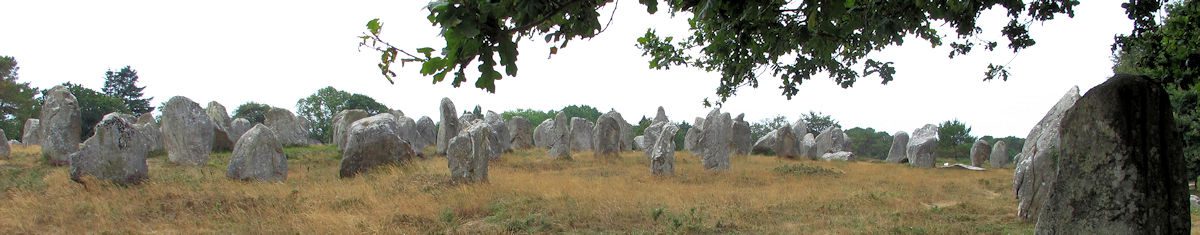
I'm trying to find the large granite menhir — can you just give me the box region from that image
[1014,86,1080,221]
[227,124,288,182]
[40,85,82,166]
[161,96,214,166]
[68,113,148,185]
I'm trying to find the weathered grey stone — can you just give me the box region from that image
[39,85,81,166]
[989,140,1009,167]
[633,135,646,150]
[970,139,991,167]
[814,128,847,156]
[484,111,511,153]
[1014,86,1080,221]
[68,113,148,185]
[339,114,416,178]
[534,119,554,148]
[394,115,423,153]
[112,113,136,124]
[547,112,571,159]
[653,106,669,124]
[731,114,752,155]
[226,124,287,182]
[593,113,621,160]
[802,133,817,159]
[841,133,852,151]
[650,124,679,176]
[458,113,478,127]
[885,131,910,163]
[906,124,939,168]
[699,109,732,170]
[161,96,213,166]
[447,122,492,183]
[135,113,154,125]
[0,129,9,159]
[332,109,370,150]
[229,118,252,142]
[1034,75,1189,234]
[774,124,802,159]
[508,116,534,149]
[416,116,437,150]
[133,120,163,153]
[569,117,594,151]
[684,117,703,151]
[265,108,313,146]
[792,119,809,137]
[821,151,854,161]
[21,119,40,146]
[597,111,633,151]
[753,129,778,154]
[436,98,460,155]
[643,122,665,157]
[206,101,234,151]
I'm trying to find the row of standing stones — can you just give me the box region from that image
[0,75,1188,232]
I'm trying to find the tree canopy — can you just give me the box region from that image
[363,0,1082,105]
[0,55,39,141]
[935,119,975,160]
[801,111,839,134]
[102,66,153,114]
[233,102,273,124]
[295,86,391,143]
[60,82,130,139]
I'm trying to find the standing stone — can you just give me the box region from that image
[653,106,669,123]
[39,85,82,166]
[161,96,214,166]
[507,116,534,149]
[650,124,680,176]
[774,125,802,159]
[989,140,1009,167]
[332,109,370,150]
[21,119,40,146]
[802,133,817,159]
[68,114,148,185]
[684,117,703,151]
[821,151,854,161]
[1034,75,1189,234]
[226,124,287,182]
[265,108,312,146]
[597,111,633,151]
[447,122,493,183]
[969,139,991,167]
[643,122,666,158]
[792,119,809,137]
[633,135,646,150]
[436,98,459,155]
[547,112,571,159]
[229,118,252,142]
[0,129,9,159]
[699,109,732,170]
[394,115,422,151]
[885,131,910,163]
[484,111,511,153]
[813,128,847,155]
[731,114,752,155]
[593,113,621,160]
[569,117,594,151]
[135,113,154,125]
[534,119,554,148]
[339,114,417,178]
[753,129,778,154]
[416,116,437,150]
[1014,86,1081,221]
[132,117,163,153]
[206,101,234,151]
[906,124,939,168]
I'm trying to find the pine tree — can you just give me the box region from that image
[102,66,153,114]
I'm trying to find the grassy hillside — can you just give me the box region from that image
[0,144,1187,233]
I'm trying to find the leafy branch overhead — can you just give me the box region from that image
[362,0,1080,105]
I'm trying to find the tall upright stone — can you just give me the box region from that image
[228,118,252,142]
[339,114,417,178]
[969,139,992,167]
[698,109,732,170]
[332,109,370,150]
[593,113,621,160]
[752,129,777,154]
[21,119,40,145]
[906,124,939,168]
[133,117,163,153]
[394,115,422,151]
[534,119,554,148]
[792,119,809,137]
[989,140,1009,167]
[643,122,666,158]
[885,131,910,163]
[508,116,534,149]
[1034,75,1189,234]
[484,111,511,153]
[436,98,459,155]
[39,85,81,166]
[161,96,214,166]
[653,106,669,124]
[547,112,571,159]
[0,129,9,159]
[814,127,847,156]
[206,101,234,151]
[684,117,704,152]
[1014,86,1081,221]
[416,116,437,150]
[447,122,493,183]
[802,133,817,158]
[68,113,148,185]
[650,124,679,176]
[226,124,287,182]
[265,108,313,146]
[731,114,752,155]
[569,117,594,151]
[774,124,801,159]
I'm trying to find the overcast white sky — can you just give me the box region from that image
[0,0,1133,138]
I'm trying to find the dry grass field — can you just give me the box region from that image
[0,144,1196,233]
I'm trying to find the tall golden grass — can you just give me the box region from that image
[0,144,1193,233]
